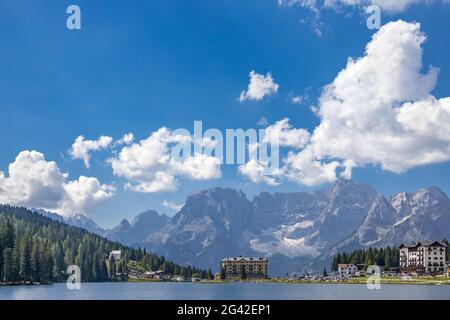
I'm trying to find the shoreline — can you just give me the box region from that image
[2,277,450,288]
[195,276,450,286]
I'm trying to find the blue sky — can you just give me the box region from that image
[0,0,450,228]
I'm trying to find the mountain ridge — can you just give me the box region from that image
[31,180,450,275]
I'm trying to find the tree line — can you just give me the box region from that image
[0,205,207,285]
[331,246,400,271]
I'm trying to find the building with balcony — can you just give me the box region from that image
[221,257,268,280]
[399,241,447,274]
[338,264,358,276]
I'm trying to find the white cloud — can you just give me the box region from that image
[238,159,281,186]
[115,133,134,146]
[60,176,116,216]
[263,118,310,149]
[109,127,222,193]
[239,71,279,102]
[0,150,115,216]
[162,200,184,212]
[284,146,341,186]
[239,119,309,185]
[279,0,449,13]
[69,135,113,168]
[257,20,450,186]
[290,95,304,104]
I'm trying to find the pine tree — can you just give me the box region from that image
[31,241,41,282]
[20,237,32,282]
[92,253,100,281]
[221,267,227,280]
[3,248,13,282]
[52,243,64,281]
[108,257,116,280]
[99,256,108,281]
[207,268,213,280]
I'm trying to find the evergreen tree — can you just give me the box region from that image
[31,241,41,282]
[108,257,116,280]
[221,267,227,280]
[52,243,64,281]
[20,237,32,282]
[3,248,13,282]
[99,256,108,281]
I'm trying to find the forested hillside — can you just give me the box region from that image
[0,205,206,285]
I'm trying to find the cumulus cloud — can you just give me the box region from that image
[238,119,309,185]
[162,200,184,212]
[303,20,445,174]
[238,159,282,186]
[290,95,304,104]
[0,150,115,216]
[109,127,222,193]
[69,135,113,168]
[240,20,450,186]
[263,118,310,149]
[239,71,279,102]
[115,133,134,146]
[60,176,116,216]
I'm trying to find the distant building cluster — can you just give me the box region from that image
[399,241,448,274]
[331,240,450,278]
[221,257,268,280]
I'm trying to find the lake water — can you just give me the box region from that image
[0,282,449,300]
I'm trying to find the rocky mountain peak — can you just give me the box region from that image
[131,210,168,226]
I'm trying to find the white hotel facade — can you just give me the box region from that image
[399,241,447,274]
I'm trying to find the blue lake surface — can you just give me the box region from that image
[0,282,450,300]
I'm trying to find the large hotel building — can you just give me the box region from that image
[221,257,268,280]
[399,241,447,274]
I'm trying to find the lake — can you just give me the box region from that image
[1,282,450,300]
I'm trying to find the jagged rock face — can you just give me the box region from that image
[103,181,450,275]
[307,179,379,250]
[147,188,255,269]
[379,187,450,246]
[33,208,106,236]
[307,187,450,272]
[251,192,321,232]
[104,210,169,246]
[247,179,379,274]
[357,196,398,245]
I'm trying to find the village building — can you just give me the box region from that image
[109,250,122,261]
[399,241,447,274]
[337,264,358,275]
[221,257,268,280]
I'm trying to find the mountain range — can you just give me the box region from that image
[97,179,450,275]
